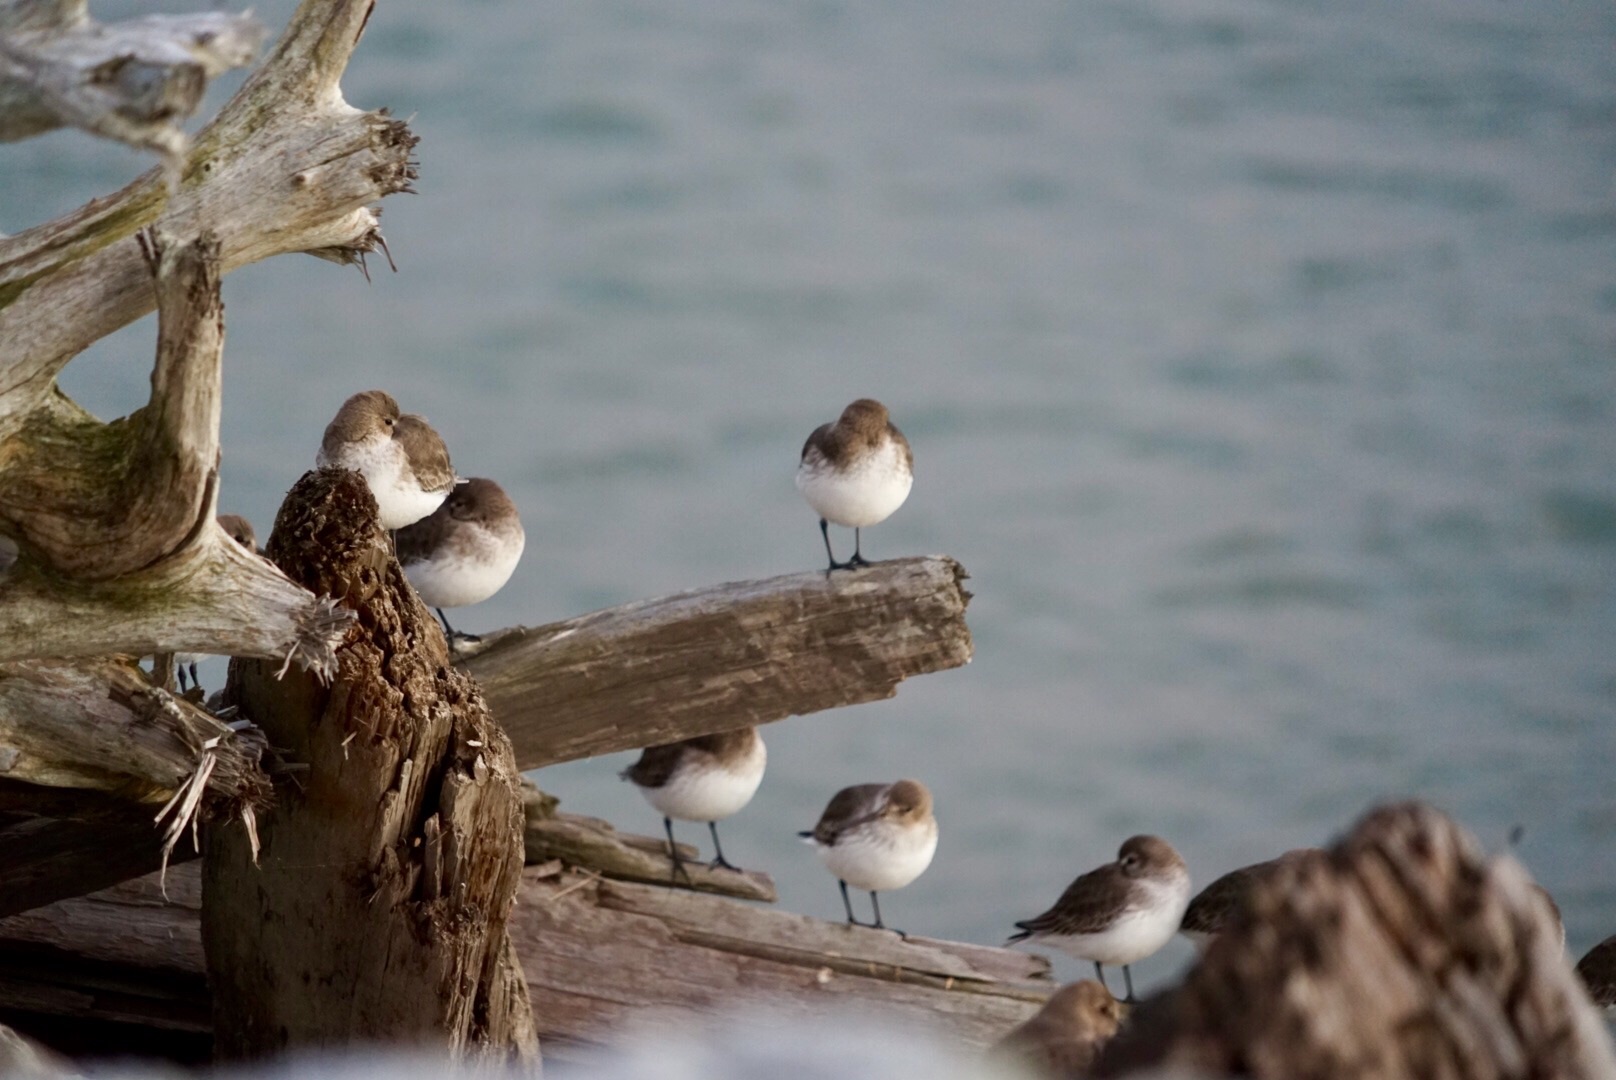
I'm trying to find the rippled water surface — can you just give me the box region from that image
[6,0,1614,995]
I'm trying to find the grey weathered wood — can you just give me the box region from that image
[202,468,538,1062]
[0,862,1053,1058]
[0,231,353,669]
[524,811,778,904]
[0,0,264,159]
[0,0,414,408]
[1095,802,1616,1078]
[463,556,973,769]
[0,656,269,918]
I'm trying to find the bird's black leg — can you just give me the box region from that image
[848,527,871,567]
[1122,964,1137,1003]
[664,817,691,885]
[187,662,200,692]
[868,891,906,938]
[1093,962,1110,996]
[839,880,864,925]
[820,518,853,572]
[437,608,482,645]
[708,821,740,871]
[176,664,191,694]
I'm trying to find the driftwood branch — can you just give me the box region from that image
[0,1,264,159]
[1096,802,1616,1078]
[0,656,270,917]
[0,863,1053,1060]
[0,0,414,426]
[0,232,353,667]
[463,556,973,769]
[522,785,777,903]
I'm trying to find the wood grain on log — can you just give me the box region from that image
[462,556,973,769]
[1095,801,1616,1079]
[202,468,537,1062]
[0,862,1052,1059]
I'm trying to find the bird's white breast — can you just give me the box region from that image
[404,527,525,609]
[640,738,767,823]
[796,438,912,528]
[321,434,445,530]
[810,817,937,893]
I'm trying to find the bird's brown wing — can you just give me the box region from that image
[1011,865,1134,939]
[620,743,686,788]
[800,422,834,464]
[809,783,888,846]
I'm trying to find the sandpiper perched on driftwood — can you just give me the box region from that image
[1009,835,1191,1003]
[621,727,767,883]
[397,477,525,643]
[990,979,1124,1078]
[796,398,913,572]
[317,390,455,530]
[175,514,259,694]
[1179,848,1318,951]
[799,778,937,934]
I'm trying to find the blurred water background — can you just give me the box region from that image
[3,0,1613,998]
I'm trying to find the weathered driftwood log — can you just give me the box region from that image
[0,0,414,399]
[0,231,352,667]
[521,783,776,903]
[1095,802,1616,1079]
[0,655,270,917]
[0,0,264,160]
[0,862,1053,1061]
[202,469,537,1062]
[462,556,973,769]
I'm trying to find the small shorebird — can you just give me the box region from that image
[621,728,766,882]
[1576,933,1616,1011]
[1179,848,1318,951]
[800,779,937,934]
[317,390,456,530]
[990,979,1124,1079]
[397,477,525,643]
[176,514,259,693]
[795,398,913,572]
[1009,835,1191,1003]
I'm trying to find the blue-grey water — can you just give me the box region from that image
[5,0,1614,1001]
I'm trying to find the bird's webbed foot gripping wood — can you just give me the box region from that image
[203,469,539,1062]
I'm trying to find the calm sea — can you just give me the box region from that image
[5,0,1613,997]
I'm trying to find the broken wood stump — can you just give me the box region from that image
[1095,801,1616,1079]
[202,467,538,1062]
[0,861,1052,1063]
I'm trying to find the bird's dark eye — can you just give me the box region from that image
[384,416,396,427]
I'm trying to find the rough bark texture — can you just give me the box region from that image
[0,862,1054,1063]
[200,469,538,1063]
[1095,801,1616,1079]
[462,556,974,769]
[0,0,264,159]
